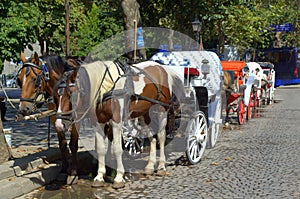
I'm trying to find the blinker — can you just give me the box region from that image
[58,87,65,96]
[42,63,50,82]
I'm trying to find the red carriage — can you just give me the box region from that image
[221,61,251,125]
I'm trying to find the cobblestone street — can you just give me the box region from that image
[12,84,300,198]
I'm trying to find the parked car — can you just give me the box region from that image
[6,74,18,88]
[6,78,17,88]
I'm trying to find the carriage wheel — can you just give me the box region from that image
[267,89,272,105]
[185,111,208,164]
[253,91,260,109]
[207,99,222,149]
[123,134,144,155]
[237,99,245,125]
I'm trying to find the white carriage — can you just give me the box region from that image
[242,62,265,110]
[257,62,276,105]
[151,50,224,164]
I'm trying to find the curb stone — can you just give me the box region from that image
[0,147,62,199]
[0,163,61,199]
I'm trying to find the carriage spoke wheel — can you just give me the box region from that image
[267,88,272,105]
[186,111,208,164]
[237,99,245,125]
[253,91,260,109]
[207,99,222,149]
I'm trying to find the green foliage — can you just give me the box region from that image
[71,2,123,56]
[0,0,299,72]
[0,1,40,71]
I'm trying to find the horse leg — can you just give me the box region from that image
[57,131,70,175]
[144,135,157,175]
[144,107,167,175]
[156,112,168,176]
[66,124,79,185]
[111,120,125,189]
[92,123,108,188]
[225,91,231,122]
[51,113,71,181]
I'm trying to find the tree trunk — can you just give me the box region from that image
[65,0,71,56]
[218,21,225,55]
[0,118,12,164]
[121,0,147,63]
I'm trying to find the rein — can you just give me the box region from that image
[55,66,109,123]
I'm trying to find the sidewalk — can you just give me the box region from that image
[0,148,62,199]
[0,100,91,199]
[0,147,93,199]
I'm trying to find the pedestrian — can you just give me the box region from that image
[0,96,7,121]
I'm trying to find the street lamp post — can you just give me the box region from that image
[192,17,202,50]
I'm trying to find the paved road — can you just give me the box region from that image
[16,85,300,198]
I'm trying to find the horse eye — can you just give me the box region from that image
[58,88,65,96]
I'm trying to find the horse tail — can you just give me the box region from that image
[168,72,185,112]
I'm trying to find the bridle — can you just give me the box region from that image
[55,65,110,124]
[55,70,78,122]
[19,59,50,110]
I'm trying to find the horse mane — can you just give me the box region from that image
[40,55,68,75]
[171,72,185,104]
[76,67,91,111]
[40,55,83,75]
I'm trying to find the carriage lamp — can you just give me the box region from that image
[201,59,210,79]
[192,17,202,47]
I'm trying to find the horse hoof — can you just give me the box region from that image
[112,181,125,189]
[92,180,106,188]
[67,175,78,185]
[144,168,154,175]
[156,169,167,176]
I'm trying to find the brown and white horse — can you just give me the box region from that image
[54,60,184,188]
[17,52,83,184]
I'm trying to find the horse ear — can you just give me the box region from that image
[20,52,26,63]
[33,52,39,64]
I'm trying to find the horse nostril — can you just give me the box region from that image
[55,119,66,132]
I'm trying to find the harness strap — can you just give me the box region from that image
[133,94,171,108]
[56,110,73,121]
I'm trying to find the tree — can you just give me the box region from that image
[70,2,123,56]
[121,0,147,62]
[0,1,39,71]
[0,0,299,68]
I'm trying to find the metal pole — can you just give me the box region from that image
[133,19,137,63]
[195,31,199,49]
[48,116,50,148]
[65,0,70,56]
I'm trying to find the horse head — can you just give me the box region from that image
[54,68,79,133]
[17,52,50,116]
[17,52,83,119]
